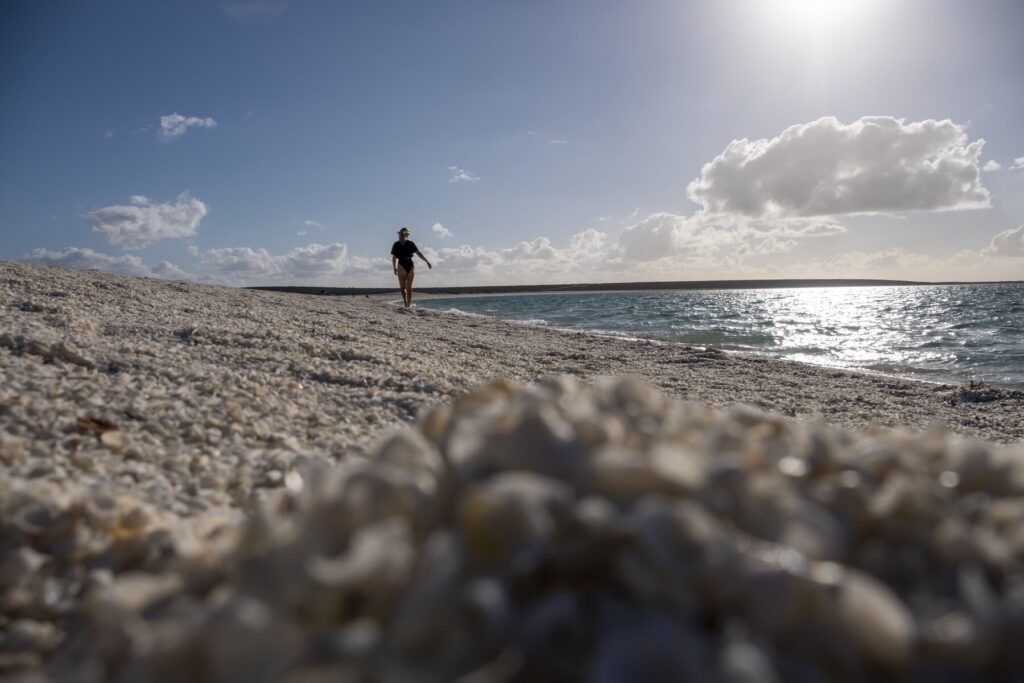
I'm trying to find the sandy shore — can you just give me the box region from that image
[3,261,1024,679]
[3,263,1021,455]
[2,261,1021,515]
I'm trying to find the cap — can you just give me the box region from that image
[398,226,410,235]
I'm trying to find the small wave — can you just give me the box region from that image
[441,307,490,318]
[513,318,550,326]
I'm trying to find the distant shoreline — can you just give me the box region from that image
[251,278,1022,297]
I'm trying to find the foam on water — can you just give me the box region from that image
[419,284,1024,388]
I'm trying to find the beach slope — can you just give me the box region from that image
[2,261,1024,679]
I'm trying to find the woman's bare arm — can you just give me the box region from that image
[392,255,399,274]
[415,251,432,269]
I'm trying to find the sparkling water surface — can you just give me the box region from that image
[418,284,1024,389]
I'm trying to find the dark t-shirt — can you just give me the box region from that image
[391,240,418,270]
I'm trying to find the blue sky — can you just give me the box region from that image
[2,0,1023,284]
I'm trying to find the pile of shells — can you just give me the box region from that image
[7,376,1022,681]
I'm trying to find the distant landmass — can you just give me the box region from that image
[250,278,1019,297]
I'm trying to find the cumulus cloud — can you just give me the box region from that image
[448,166,480,184]
[570,228,607,253]
[430,245,502,274]
[502,237,562,262]
[149,260,193,280]
[782,244,1024,282]
[23,247,191,280]
[687,116,991,218]
[793,248,937,279]
[1011,157,1024,170]
[616,212,846,262]
[87,194,207,250]
[422,229,614,284]
[24,247,150,276]
[197,242,350,284]
[983,224,1024,258]
[983,160,1002,172]
[199,246,278,280]
[159,113,217,142]
[432,222,452,238]
[414,216,847,285]
[280,242,348,278]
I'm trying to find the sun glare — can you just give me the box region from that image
[765,0,863,36]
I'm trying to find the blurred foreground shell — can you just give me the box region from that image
[3,376,1024,682]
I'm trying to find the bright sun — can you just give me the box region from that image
[768,0,862,35]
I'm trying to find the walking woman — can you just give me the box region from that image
[391,226,431,308]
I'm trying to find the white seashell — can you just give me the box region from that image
[835,569,915,669]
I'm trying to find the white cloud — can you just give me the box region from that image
[570,228,607,253]
[549,139,568,145]
[982,160,1002,172]
[25,220,1022,289]
[197,242,350,284]
[792,248,937,279]
[199,246,278,280]
[783,244,1024,282]
[23,247,191,280]
[502,237,562,262]
[982,224,1024,258]
[432,222,453,238]
[448,166,481,184]
[88,193,207,250]
[688,116,991,218]
[430,245,502,274]
[1011,156,1024,170]
[150,260,193,280]
[423,229,612,284]
[615,212,846,262]
[159,113,217,142]
[280,242,348,278]
[24,247,150,276]
[304,220,324,229]
[297,230,308,236]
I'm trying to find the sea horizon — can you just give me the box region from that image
[251,276,1024,298]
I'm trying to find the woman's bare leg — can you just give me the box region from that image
[397,269,410,307]
[406,269,415,307]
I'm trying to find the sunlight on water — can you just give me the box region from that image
[420,284,1024,388]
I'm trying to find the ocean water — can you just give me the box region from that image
[418,284,1024,389]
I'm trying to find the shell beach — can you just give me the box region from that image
[2,261,1024,681]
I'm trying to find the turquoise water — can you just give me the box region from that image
[418,284,1024,388]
